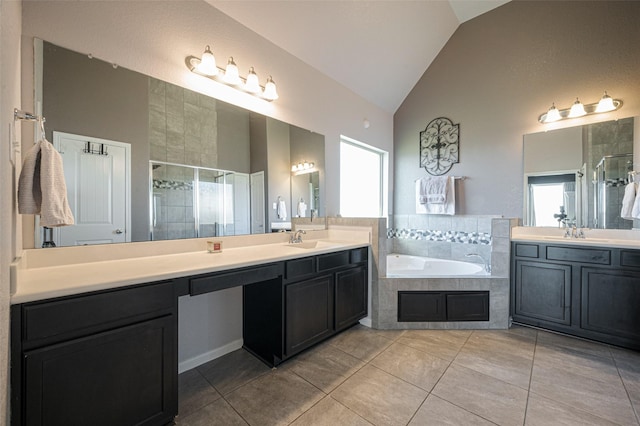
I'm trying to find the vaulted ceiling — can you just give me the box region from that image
[209,1,510,113]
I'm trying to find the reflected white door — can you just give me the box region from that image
[250,171,265,234]
[234,173,250,235]
[52,132,131,246]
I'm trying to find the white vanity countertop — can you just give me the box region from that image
[11,229,371,304]
[511,227,640,249]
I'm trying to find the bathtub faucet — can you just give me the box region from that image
[465,253,491,273]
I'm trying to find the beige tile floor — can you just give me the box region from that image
[175,325,640,426]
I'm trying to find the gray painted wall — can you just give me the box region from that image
[394,0,640,218]
[290,126,325,216]
[43,42,150,242]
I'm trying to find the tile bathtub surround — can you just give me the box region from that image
[375,277,510,330]
[387,228,492,244]
[176,325,640,425]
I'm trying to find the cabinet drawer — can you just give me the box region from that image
[547,246,610,265]
[285,257,316,280]
[350,247,368,264]
[317,251,350,272]
[20,281,175,345]
[621,250,640,268]
[191,263,282,295]
[515,243,539,258]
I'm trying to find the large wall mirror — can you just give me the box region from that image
[31,40,325,248]
[523,116,638,229]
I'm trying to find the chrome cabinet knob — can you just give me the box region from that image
[114,229,123,234]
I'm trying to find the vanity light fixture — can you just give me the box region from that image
[544,103,562,123]
[291,161,315,174]
[186,46,279,101]
[595,91,616,113]
[568,97,586,118]
[539,91,622,124]
[223,57,241,85]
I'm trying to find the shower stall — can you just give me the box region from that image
[150,161,251,240]
[592,153,634,229]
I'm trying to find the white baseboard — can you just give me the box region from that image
[359,317,372,328]
[178,339,244,374]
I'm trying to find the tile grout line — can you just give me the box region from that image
[609,346,640,425]
[521,329,539,426]
[424,330,503,426]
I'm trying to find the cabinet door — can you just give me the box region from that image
[446,292,489,321]
[581,267,640,341]
[514,260,571,325]
[22,315,176,426]
[397,292,446,322]
[335,265,368,331]
[285,275,334,356]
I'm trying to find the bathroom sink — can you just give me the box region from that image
[285,240,341,250]
[286,241,320,249]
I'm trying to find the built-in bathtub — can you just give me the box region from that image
[386,254,489,278]
[377,253,508,330]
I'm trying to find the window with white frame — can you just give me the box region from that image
[340,136,388,217]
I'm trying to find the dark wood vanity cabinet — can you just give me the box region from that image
[513,260,572,326]
[511,242,640,350]
[244,247,369,366]
[10,245,370,424]
[11,281,178,426]
[285,274,335,356]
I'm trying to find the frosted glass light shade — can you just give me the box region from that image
[244,67,261,94]
[568,98,586,118]
[263,76,279,100]
[595,91,615,113]
[196,45,217,76]
[544,103,562,122]
[223,57,241,85]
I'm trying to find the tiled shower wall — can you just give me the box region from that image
[148,78,219,239]
[148,78,219,168]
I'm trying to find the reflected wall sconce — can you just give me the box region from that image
[291,161,315,174]
[538,91,622,124]
[186,45,279,101]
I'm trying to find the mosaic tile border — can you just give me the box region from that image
[387,228,492,245]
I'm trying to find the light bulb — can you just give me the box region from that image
[196,45,217,76]
[595,91,615,113]
[263,76,279,100]
[244,67,261,94]
[223,57,241,85]
[544,103,562,123]
[568,98,586,118]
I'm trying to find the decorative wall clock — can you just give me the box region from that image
[419,117,460,176]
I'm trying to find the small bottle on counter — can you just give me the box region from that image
[207,240,223,253]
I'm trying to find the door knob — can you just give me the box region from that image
[114,229,123,234]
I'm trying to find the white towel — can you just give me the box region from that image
[416,176,455,215]
[418,176,448,204]
[18,140,74,227]
[297,200,307,217]
[621,181,636,220]
[632,183,640,220]
[277,199,287,220]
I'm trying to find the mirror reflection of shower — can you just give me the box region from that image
[593,154,634,229]
[150,161,255,240]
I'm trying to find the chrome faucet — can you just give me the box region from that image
[564,225,586,239]
[465,253,491,273]
[289,229,306,244]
